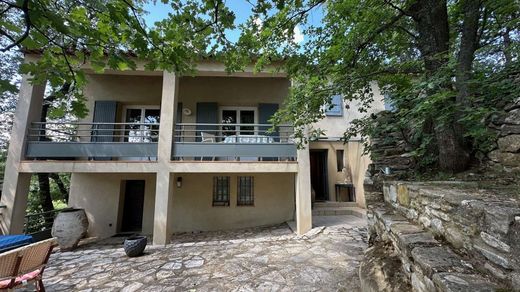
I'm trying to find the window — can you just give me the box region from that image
[384,94,396,112]
[123,106,160,143]
[237,176,254,206]
[325,95,343,116]
[220,107,257,137]
[336,149,345,171]
[213,176,230,206]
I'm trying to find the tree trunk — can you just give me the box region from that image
[50,173,69,203]
[409,0,471,172]
[37,173,55,227]
[456,0,481,106]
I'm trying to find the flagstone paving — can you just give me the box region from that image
[38,215,367,291]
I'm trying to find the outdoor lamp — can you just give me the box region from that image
[177,177,182,188]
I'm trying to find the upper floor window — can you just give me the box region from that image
[325,95,343,116]
[384,94,397,112]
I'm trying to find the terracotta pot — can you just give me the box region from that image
[51,208,89,250]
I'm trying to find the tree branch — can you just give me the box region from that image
[1,0,31,52]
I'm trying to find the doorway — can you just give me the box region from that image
[310,150,329,201]
[121,180,145,232]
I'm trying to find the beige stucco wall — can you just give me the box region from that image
[82,74,289,124]
[313,82,385,138]
[68,172,295,237]
[345,141,370,208]
[171,173,295,233]
[83,74,163,123]
[309,141,370,208]
[178,76,290,124]
[68,173,156,239]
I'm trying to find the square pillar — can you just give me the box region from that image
[296,145,312,235]
[1,75,45,234]
[153,71,178,245]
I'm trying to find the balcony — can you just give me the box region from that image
[172,123,296,161]
[25,122,159,160]
[25,122,297,162]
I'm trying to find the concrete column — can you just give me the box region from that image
[1,75,45,234]
[295,143,312,235]
[153,71,178,245]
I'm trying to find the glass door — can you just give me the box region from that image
[220,107,257,139]
[124,107,160,143]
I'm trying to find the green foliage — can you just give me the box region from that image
[231,0,520,172]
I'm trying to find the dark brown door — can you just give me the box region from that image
[121,180,145,232]
[310,150,329,201]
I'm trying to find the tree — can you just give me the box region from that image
[231,0,520,173]
[2,0,519,173]
[0,0,236,117]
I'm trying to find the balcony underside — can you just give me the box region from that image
[18,161,298,173]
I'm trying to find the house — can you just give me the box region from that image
[0,54,384,245]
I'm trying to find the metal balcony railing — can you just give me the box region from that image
[172,123,297,161]
[26,122,159,159]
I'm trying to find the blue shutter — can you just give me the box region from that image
[195,102,218,142]
[325,95,343,116]
[91,101,118,142]
[258,103,279,141]
[175,102,183,142]
[91,100,118,160]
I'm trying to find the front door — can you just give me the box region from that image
[121,180,145,232]
[310,150,329,201]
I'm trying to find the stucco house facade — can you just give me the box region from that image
[0,54,384,245]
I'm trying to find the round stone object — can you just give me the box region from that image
[52,208,89,250]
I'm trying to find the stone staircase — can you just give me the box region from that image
[361,205,502,291]
[312,202,366,218]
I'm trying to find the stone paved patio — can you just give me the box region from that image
[38,215,367,291]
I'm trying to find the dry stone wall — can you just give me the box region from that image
[370,181,520,291]
[489,98,520,170]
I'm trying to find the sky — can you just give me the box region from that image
[142,1,324,44]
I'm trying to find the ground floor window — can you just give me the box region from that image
[213,176,230,206]
[237,176,254,206]
[336,149,345,171]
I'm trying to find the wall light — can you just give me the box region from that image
[176,177,182,188]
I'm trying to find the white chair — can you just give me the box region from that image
[200,132,215,161]
[201,132,215,143]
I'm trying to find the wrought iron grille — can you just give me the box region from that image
[213,176,230,206]
[237,176,254,206]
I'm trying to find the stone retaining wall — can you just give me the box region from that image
[379,181,520,290]
[367,205,501,291]
[489,98,520,170]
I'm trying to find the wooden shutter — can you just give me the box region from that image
[325,95,343,116]
[195,102,218,142]
[258,103,279,141]
[175,102,183,142]
[91,100,118,160]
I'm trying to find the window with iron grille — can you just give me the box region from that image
[213,176,230,206]
[237,176,254,206]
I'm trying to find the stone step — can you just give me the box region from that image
[312,207,366,218]
[314,201,358,208]
[366,205,502,291]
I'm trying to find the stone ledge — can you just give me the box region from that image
[381,181,520,290]
[364,204,504,291]
[432,273,499,292]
